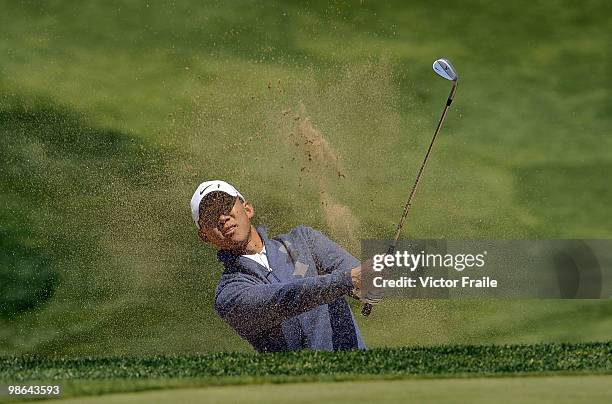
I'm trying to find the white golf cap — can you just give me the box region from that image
[190,180,245,229]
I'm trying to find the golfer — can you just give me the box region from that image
[190,180,379,352]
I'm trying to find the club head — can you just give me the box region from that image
[433,58,458,82]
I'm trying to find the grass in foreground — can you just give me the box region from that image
[1,342,610,400]
[38,375,612,404]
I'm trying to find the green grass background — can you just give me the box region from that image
[1,0,612,356]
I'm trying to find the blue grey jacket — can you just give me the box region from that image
[215,225,366,352]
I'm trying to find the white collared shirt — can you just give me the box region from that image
[242,246,272,271]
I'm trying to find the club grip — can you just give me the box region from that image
[361,303,373,316]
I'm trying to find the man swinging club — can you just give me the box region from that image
[190,180,381,352]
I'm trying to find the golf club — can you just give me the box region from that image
[361,58,459,316]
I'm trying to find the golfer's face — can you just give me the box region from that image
[199,195,253,250]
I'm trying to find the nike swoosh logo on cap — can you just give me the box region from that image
[200,184,216,195]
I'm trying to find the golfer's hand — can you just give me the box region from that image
[350,259,383,305]
[351,265,362,291]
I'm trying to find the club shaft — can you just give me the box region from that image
[362,83,457,317]
[389,83,456,251]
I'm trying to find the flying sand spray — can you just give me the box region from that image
[361,58,459,316]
